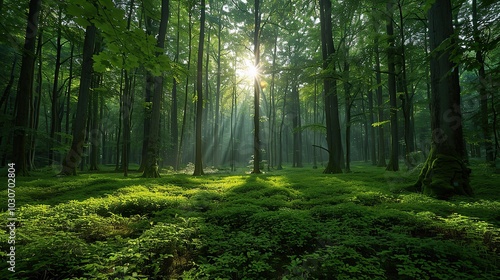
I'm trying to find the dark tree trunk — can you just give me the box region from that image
[386,1,399,171]
[292,84,303,168]
[122,71,132,176]
[414,0,472,199]
[368,89,377,165]
[472,0,494,166]
[375,35,386,167]
[169,0,181,170]
[49,7,63,165]
[344,62,352,173]
[277,80,289,170]
[193,0,205,176]
[13,0,41,176]
[252,0,262,174]
[213,3,223,168]
[65,43,74,135]
[89,73,101,171]
[60,24,96,175]
[143,0,169,178]
[319,0,342,174]
[177,7,193,170]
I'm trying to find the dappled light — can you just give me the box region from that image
[1,0,499,278]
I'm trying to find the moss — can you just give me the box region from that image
[418,150,473,199]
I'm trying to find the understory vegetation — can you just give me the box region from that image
[1,162,499,279]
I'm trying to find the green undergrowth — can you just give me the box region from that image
[1,162,499,279]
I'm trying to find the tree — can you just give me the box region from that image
[319,0,342,174]
[193,0,205,176]
[385,0,399,172]
[251,0,262,174]
[143,0,170,178]
[60,24,96,175]
[413,0,473,198]
[12,0,42,176]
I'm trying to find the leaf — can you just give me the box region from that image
[372,120,390,127]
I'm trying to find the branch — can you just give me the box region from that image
[312,145,330,154]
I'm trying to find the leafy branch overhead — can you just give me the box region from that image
[67,0,178,76]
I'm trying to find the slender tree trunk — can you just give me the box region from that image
[368,88,377,165]
[397,0,415,169]
[143,0,169,178]
[169,0,181,170]
[60,24,96,175]
[252,0,262,174]
[292,84,302,167]
[414,0,472,198]
[319,0,342,174]
[29,26,44,170]
[344,62,352,173]
[277,81,289,170]
[177,8,193,170]
[0,55,17,110]
[89,74,101,171]
[472,0,494,166]
[65,43,74,135]
[268,32,278,170]
[49,7,63,164]
[193,0,205,176]
[213,3,223,168]
[374,34,387,168]
[386,1,399,171]
[13,0,42,176]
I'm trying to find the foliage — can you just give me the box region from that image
[1,163,499,279]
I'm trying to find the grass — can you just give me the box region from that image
[0,161,499,279]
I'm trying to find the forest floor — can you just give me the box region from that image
[1,161,499,279]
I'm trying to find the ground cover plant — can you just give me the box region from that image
[1,162,499,279]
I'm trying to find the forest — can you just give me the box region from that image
[1,0,500,278]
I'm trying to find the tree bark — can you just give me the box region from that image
[386,1,399,171]
[193,0,205,176]
[472,0,494,166]
[414,0,472,199]
[143,0,169,178]
[60,24,96,175]
[49,7,63,165]
[12,0,42,176]
[252,0,262,174]
[319,0,342,174]
[374,35,386,167]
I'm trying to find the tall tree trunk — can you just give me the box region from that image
[292,84,303,168]
[13,0,42,176]
[277,80,289,170]
[213,3,223,168]
[374,35,386,167]
[49,7,63,164]
[29,29,43,170]
[368,89,377,165]
[472,0,494,166]
[397,0,415,169]
[122,71,132,176]
[386,1,399,171]
[89,73,101,171]
[60,24,96,175]
[177,7,193,170]
[143,0,169,178]
[169,0,181,170]
[414,0,472,198]
[65,43,74,135]
[252,0,262,174]
[193,0,205,176]
[269,32,278,170]
[319,0,342,174]
[344,62,352,173]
